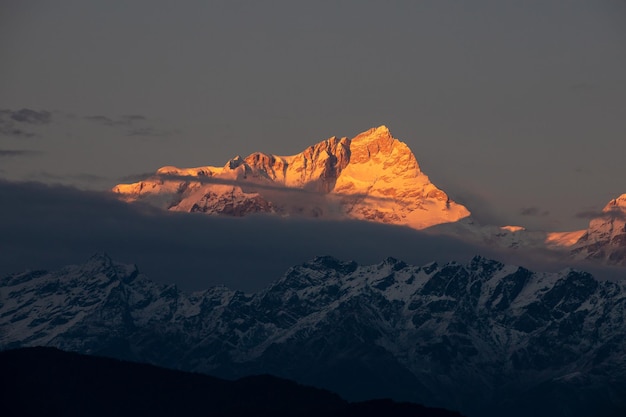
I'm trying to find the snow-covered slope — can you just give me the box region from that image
[428,194,626,268]
[2,254,625,417]
[569,194,626,264]
[113,126,470,229]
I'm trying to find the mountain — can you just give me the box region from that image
[112,125,626,266]
[2,254,626,417]
[113,126,470,229]
[429,194,626,268]
[569,194,626,264]
[111,125,626,266]
[1,347,463,417]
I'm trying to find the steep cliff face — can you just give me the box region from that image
[333,127,468,228]
[112,126,470,229]
[242,135,351,192]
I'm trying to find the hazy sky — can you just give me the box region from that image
[1,0,625,232]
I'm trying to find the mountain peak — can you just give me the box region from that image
[84,252,114,269]
[605,194,626,211]
[352,125,392,153]
[570,193,626,264]
[353,125,391,141]
[226,155,245,170]
[113,126,471,229]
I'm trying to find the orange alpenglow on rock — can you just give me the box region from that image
[113,125,471,229]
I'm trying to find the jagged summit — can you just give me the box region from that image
[350,125,393,147]
[82,252,115,271]
[606,193,626,209]
[3,254,626,416]
[113,126,470,229]
[570,193,626,264]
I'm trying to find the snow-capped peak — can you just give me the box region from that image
[351,125,392,143]
[112,126,470,229]
[605,193,626,210]
[569,194,626,264]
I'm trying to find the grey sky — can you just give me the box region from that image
[1,1,625,231]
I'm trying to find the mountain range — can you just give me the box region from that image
[2,253,625,417]
[113,126,626,266]
[3,125,625,417]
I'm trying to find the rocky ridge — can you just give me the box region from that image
[113,126,470,229]
[2,254,625,417]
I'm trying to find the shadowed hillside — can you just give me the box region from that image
[0,347,463,417]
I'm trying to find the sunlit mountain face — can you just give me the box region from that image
[113,126,471,230]
[113,125,626,267]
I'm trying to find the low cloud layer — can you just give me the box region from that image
[84,114,145,127]
[0,180,615,292]
[6,109,52,125]
[576,210,626,222]
[520,207,550,217]
[0,108,51,138]
[84,114,170,137]
[0,150,42,158]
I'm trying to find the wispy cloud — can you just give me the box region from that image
[127,127,169,137]
[121,114,147,122]
[0,149,43,157]
[85,114,145,127]
[27,171,110,185]
[152,173,397,204]
[520,207,550,217]
[7,108,52,124]
[84,115,118,126]
[117,172,159,183]
[84,113,170,138]
[575,210,626,221]
[69,173,111,184]
[0,108,52,138]
[0,126,36,138]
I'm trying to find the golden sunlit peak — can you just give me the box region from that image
[367,125,391,138]
[351,125,394,146]
[500,225,525,233]
[112,124,471,230]
[607,194,626,209]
